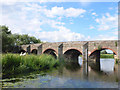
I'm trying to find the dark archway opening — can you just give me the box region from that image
[43,49,57,59]
[89,50,100,60]
[18,50,26,54]
[64,49,82,61]
[31,49,38,54]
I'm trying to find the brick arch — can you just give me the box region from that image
[63,48,82,60]
[31,49,38,54]
[102,47,117,55]
[89,47,117,56]
[43,48,57,54]
[30,46,38,52]
[43,48,57,58]
[63,48,82,55]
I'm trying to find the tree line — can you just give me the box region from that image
[0,25,42,53]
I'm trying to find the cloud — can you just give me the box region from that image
[108,7,113,10]
[44,6,86,18]
[1,3,66,34]
[0,0,17,5]
[95,13,118,31]
[113,31,120,36]
[1,2,117,42]
[94,35,117,40]
[35,27,88,42]
[70,22,74,24]
[91,12,98,16]
[89,26,95,29]
[1,3,88,42]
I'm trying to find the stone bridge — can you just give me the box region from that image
[20,40,120,61]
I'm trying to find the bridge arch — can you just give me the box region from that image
[19,49,26,53]
[89,47,117,57]
[43,48,57,59]
[31,49,38,54]
[64,49,82,61]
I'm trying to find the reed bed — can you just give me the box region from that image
[2,53,59,76]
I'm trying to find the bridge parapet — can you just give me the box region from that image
[30,43,41,52]
[42,42,62,54]
[62,41,87,54]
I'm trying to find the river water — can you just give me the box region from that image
[2,58,119,88]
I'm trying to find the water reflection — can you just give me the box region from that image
[78,57,115,73]
[89,61,101,71]
[65,61,81,72]
[2,57,119,88]
[78,56,82,66]
[100,58,115,72]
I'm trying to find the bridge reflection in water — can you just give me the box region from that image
[53,57,119,83]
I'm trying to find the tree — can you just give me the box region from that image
[0,25,42,53]
[13,34,41,45]
[101,50,107,54]
[1,25,14,52]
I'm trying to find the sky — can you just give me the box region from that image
[0,1,119,42]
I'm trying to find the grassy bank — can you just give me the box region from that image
[100,54,114,58]
[2,54,59,76]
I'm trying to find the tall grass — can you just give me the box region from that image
[100,54,114,58]
[2,54,59,76]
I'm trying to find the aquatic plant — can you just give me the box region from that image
[2,53,59,76]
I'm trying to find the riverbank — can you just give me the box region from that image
[100,54,114,58]
[2,54,59,77]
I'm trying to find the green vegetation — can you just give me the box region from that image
[1,25,42,53]
[12,34,41,45]
[115,59,119,64]
[98,45,102,50]
[100,50,107,54]
[2,54,59,76]
[1,25,14,52]
[79,55,82,57]
[100,54,114,58]
[115,41,117,47]
[94,43,96,46]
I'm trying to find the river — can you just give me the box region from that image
[2,57,119,88]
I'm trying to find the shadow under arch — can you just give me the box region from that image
[64,49,82,61]
[31,49,38,54]
[43,48,57,59]
[18,49,26,53]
